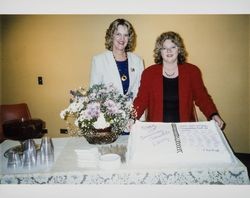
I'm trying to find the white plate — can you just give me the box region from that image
[99,153,121,170]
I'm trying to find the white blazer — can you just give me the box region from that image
[89,50,144,99]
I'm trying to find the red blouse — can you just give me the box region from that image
[133,63,218,122]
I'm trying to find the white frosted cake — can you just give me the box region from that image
[126,120,235,166]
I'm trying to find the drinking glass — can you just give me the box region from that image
[36,148,42,166]
[22,139,37,168]
[40,136,54,166]
[22,139,36,154]
[22,149,37,168]
[7,150,22,169]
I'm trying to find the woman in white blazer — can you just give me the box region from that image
[89,18,144,100]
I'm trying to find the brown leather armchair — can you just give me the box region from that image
[0,103,46,142]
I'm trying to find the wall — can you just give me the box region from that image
[0,16,2,104]
[1,15,249,152]
[248,15,250,152]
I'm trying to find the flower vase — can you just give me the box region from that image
[83,127,119,144]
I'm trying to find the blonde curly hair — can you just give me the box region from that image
[153,31,188,64]
[105,18,136,52]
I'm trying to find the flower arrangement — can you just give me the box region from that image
[60,83,136,141]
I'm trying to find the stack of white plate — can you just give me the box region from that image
[75,148,99,168]
[99,153,121,170]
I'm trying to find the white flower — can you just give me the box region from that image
[93,112,110,129]
[60,110,67,119]
[74,119,79,127]
[60,83,136,136]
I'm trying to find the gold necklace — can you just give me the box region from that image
[113,53,128,82]
[121,75,127,81]
[113,52,127,61]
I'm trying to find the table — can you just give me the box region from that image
[0,136,249,184]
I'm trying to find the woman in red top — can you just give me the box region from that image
[133,31,225,129]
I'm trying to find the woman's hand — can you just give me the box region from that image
[212,115,225,130]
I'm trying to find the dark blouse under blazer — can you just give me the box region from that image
[133,63,218,122]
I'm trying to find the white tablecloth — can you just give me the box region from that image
[0,136,249,184]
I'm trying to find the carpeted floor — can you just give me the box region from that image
[235,153,250,178]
